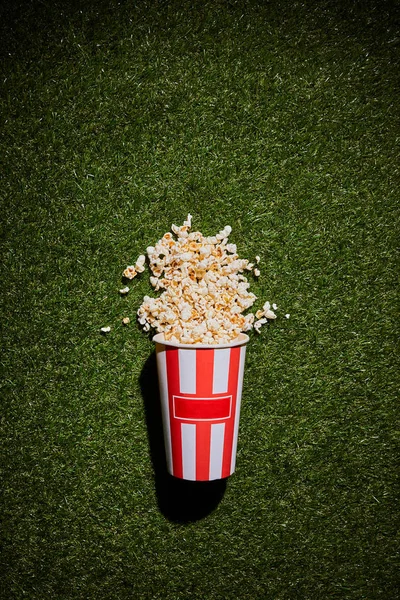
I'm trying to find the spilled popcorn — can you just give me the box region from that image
[117,215,284,344]
[123,255,146,280]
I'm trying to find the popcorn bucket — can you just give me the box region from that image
[153,333,249,481]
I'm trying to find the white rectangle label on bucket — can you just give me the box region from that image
[212,348,231,394]
[181,423,196,480]
[230,345,246,474]
[156,345,173,475]
[178,349,196,394]
[209,422,225,480]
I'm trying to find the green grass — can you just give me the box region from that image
[1,0,399,598]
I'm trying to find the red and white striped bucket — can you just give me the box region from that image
[153,333,249,481]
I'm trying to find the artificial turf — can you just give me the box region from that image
[1,0,399,598]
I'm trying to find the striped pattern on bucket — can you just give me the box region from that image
[156,344,246,481]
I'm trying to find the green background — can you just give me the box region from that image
[1,1,399,598]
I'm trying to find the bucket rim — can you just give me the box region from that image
[152,332,250,349]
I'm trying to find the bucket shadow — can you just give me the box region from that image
[139,351,227,523]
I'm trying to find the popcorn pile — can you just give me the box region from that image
[113,215,285,345]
